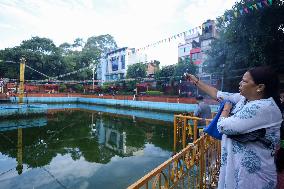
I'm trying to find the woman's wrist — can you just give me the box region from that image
[220,109,230,117]
[193,77,199,86]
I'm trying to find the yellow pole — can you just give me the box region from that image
[19,57,26,104]
[173,115,178,153]
[182,117,186,148]
[193,120,198,141]
[16,128,23,175]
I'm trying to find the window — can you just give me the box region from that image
[111,57,118,71]
[192,53,201,60]
[121,55,125,69]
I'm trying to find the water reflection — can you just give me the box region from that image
[0,109,173,189]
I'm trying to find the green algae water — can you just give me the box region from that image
[0,109,174,189]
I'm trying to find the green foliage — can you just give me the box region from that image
[84,34,117,55]
[101,82,111,93]
[0,34,118,81]
[204,1,284,91]
[59,84,67,92]
[20,36,57,55]
[126,63,147,78]
[175,57,197,78]
[124,80,137,92]
[155,64,175,80]
[146,90,163,96]
[73,84,84,93]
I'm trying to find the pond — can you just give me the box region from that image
[0,107,174,189]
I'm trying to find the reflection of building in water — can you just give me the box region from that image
[91,114,143,156]
[105,129,126,154]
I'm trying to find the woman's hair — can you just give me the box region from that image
[249,66,283,173]
[248,66,282,111]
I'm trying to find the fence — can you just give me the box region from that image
[128,115,221,189]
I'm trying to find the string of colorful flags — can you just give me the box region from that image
[52,0,275,79]
[129,0,274,55]
[6,0,275,81]
[221,0,273,22]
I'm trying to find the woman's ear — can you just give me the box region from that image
[257,84,265,93]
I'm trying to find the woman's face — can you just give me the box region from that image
[239,71,260,100]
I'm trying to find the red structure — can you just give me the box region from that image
[190,48,202,65]
[6,83,59,93]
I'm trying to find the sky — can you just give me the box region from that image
[0,0,238,66]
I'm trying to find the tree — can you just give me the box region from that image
[72,38,85,50]
[126,63,147,78]
[83,34,117,57]
[20,36,57,55]
[204,0,284,91]
[174,57,197,79]
[155,64,176,82]
[59,42,73,55]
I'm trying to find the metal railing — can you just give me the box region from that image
[128,115,221,189]
[173,114,212,152]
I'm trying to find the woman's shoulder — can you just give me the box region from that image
[250,97,278,107]
[247,98,282,117]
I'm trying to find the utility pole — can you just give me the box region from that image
[92,67,95,91]
[19,57,26,104]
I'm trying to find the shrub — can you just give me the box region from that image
[59,84,67,92]
[146,90,163,96]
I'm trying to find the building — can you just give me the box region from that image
[146,60,160,78]
[178,20,217,75]
[178,32,200,60]
[178,20,219,95]
[97,47,147,84]
[199,19,217,74]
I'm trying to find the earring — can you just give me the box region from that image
[257,89,261,93]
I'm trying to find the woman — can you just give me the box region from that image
[186,66,282,189]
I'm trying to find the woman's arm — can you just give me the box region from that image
[217,101,282,135]
[186,74,218,100]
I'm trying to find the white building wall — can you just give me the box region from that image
[97,58,107,85]
[178,33,200,60]
[101,47,147,83]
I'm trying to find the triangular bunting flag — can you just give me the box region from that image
[253,4,258,9]
[239,9,244,15]
[234,11,238,17]
[268,0,272,5]
[249,5,254,10]
[244,7,249,13]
